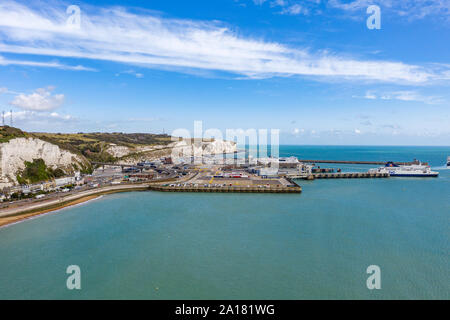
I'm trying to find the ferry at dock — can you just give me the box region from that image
[369,161,439,177]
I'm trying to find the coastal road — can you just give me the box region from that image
[0,183,151,218]
[0,171,196,219]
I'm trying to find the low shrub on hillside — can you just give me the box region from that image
[16,158,66,184]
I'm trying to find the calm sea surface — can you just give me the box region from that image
[0,146,449,299]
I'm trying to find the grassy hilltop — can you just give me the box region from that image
[33,131,172,163]
[0,126,173,164]
[0,126,29,143]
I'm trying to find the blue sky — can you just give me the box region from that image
[0,0,449,145]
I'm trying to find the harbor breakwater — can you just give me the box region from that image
[148,185,302,193]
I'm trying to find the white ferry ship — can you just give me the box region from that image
[447,156,450,167]
[369,161,439,177]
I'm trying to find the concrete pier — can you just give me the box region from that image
[298,159,419,165]
[311,172,389,179]
[149,185,301,193]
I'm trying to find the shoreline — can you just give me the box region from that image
[0,184,150,229]
[0,195,102,229]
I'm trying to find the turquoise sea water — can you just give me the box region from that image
[0,146,449,299]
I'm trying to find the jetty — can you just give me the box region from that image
[311,172,389,179]
[149,185,301,193]
[149,180,302,193]
[298,159,420,165]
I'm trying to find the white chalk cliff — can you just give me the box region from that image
[0,137,237,188]
[0,138,88,188]
[170,139,237,159]
[107,139,237,161]
[105,144,132,158]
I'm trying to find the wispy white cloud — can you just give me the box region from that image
[360,120,372,126]
[328,0,450,21]
[0,1,448,84]
[381,124,402,130]
[3,109,77,133]
[115,69,144,78]
[358,90,444,104]
[328,0,377,11]
[48,111,74,121]
[271,0,286,6]
[260,0,312,15]
[255,0,449,22]
[291,127,305,136]
[364,91,377,99]
[0,86,21,95]
[10,86,65,111]
[0,55,95,71]
[280,4,309,15]
[382,91,444,104]
[5,110,75,124]
[127,117,162,122]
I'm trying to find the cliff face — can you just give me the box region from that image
[199,139,237,155]
[0,136,237,187]
[0,138,89,188]
[105,144,132,158]
[107,139,237,163]
[170,139,237,158]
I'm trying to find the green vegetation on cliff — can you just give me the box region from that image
[0,126,28,143]
[16,158,66,184]
[81,132,171,146]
